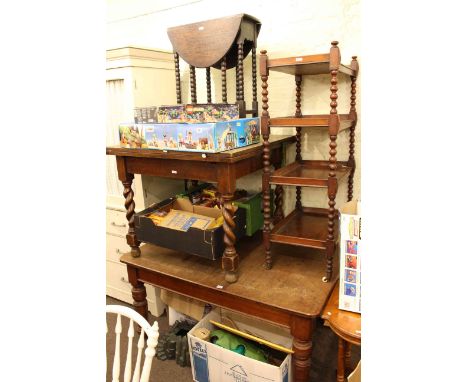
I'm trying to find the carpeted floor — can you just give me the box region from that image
[106,296,360,382]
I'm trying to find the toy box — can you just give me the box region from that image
[338,200,361,313]
[143,124,179,150]
[158,104,239,124]
[177,117,260,153]
[134,107,158,123]
[118,123,147,148]
[188,310,292,382]
[157,105,186,123]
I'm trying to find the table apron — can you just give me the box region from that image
[125,156,219,181]
[136,267,293,328]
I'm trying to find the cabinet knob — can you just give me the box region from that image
[120,276,129,283]
[111,221,126,228]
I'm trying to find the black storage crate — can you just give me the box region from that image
[134,197,246,260]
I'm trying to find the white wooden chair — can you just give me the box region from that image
[106,305,159,382]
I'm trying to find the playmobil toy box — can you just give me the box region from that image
[143,124,179,150]
[188,310,292,382]
[158,104,239,124]
[339,200,361,313]
[118,123,148,148]
[134,107,158,124]
[177,117,260,153]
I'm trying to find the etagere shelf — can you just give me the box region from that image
[260,41,359,282]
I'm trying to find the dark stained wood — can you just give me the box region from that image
[127,266,148,319]
[167,14,261,69]
[273,184,284,224]
[206,67,212,103]
[106,135,294,164]
[348,56,358,202]
[267,53,355,77]
[120,235,338,319]
[321,283,361,381]
[270,160,350,187]
[108,135,292,282]
[121,234,338,382]
[116,156,141,257]
[260,50,272,270]
[251,46,258,117]
[326,49,340,282]
[237,41,246,118]
[174,52,182,104]
[270,208,339,251]
[269,113,354,131]
[291,316,315,381]
[337,337,346,382]
[221,55,227,103]
[295,75,302,210]
[220,193,238,283]
[261,42,358,283]
[321,283,361,346]
[189,65,197,103]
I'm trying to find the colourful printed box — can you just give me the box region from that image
[134,107,158,124]
[339,200,361,313]
[143,124,179,150]
[118,123,147,148]
[157,104,239,124]
[177,117,260,153]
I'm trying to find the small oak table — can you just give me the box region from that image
[120,234,338,382]
[106,135,293,283]
[321,283,361,382]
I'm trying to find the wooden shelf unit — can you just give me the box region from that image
[269,160,351,187]
[270,207,339,249]
[260,41,359,282]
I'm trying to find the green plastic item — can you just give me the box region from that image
[233,193,263,236]
[210,329,267,363]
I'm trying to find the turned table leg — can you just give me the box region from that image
[344,341,352,375]
[127,266,148,321]
[221,193,239,283]
[337,338,346,382]
[117,157,141,257]
[290,316,315,382]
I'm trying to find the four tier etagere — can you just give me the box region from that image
[260,41,359,282]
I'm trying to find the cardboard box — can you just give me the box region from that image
[177,117,260,153]
[134,107,158,123]
[118,123,147,148]
[158,104,239,124]
[338,200,361,313]
[143,123,178,150]
[188,310,292,382]
[134,197,246,260]
[159,209,216,231]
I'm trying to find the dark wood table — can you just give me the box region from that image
[321,284,361,382]
[120,233,338,382]
[106,135,293,283]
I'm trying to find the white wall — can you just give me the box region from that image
[107,0,361,213]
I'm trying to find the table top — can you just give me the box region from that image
[321,283,361,345]
[106,135,294,163]
[120,233,338,320]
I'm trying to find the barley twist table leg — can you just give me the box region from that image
[221,194,238,283]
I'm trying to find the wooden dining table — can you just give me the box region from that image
[119,233,339,382]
